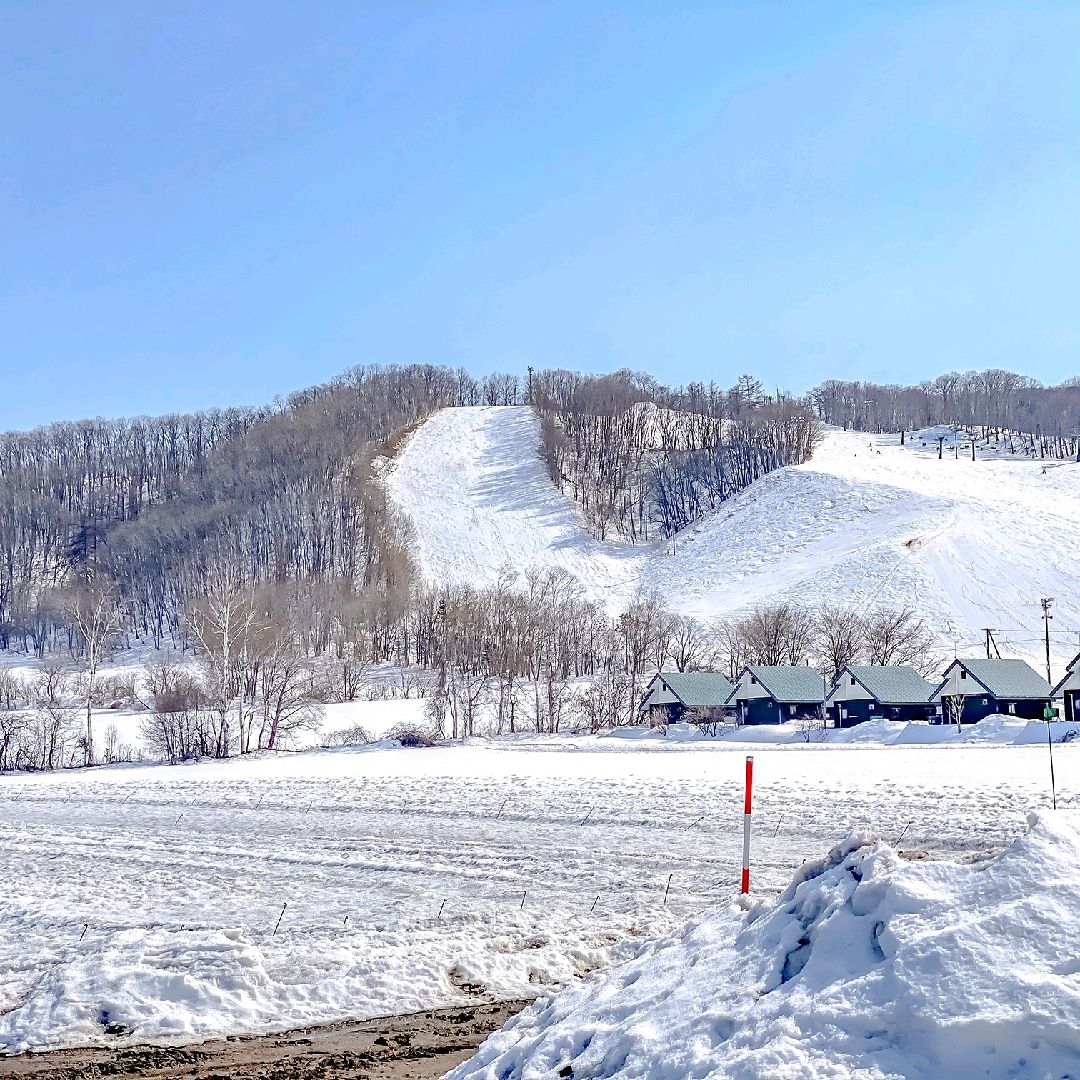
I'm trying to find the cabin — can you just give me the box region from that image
[638,671,734,726]
[728,665,828,725]
[826,665,937,727]
[1052,652,1080,723]
[931,658,1053,724]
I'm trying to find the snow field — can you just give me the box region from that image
[2,737,1078,1053]
[386,407,1080,671]
[451,811,1080,1080]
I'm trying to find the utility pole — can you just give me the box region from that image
[1041,598,1054,687]
[1040,597,1058,811]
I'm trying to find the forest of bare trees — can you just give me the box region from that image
[533,370,821,540]
[0,359,998,771]
[810,368,1080,459]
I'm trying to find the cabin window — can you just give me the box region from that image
[789,704,796,716]
[1008,703,1016,715]
[960,670,967,680]
[868,703,875,711]
[850,677,857,686]
[750,676,757,685]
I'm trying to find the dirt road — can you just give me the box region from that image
[0,1000,527,1080]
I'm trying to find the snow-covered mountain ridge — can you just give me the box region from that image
[387,406,1080,669]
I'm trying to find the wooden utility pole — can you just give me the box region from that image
[980,629,1001,659]
[1041,598,1054,687]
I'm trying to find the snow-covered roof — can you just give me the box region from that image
[841,665,936,704]
[946,658,1053,700]
[654,671,734,708]
[742,665,827,703]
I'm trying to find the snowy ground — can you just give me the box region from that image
[2,736,1076,1053]
[386,407,1080,671]
[453,810,1080,1080]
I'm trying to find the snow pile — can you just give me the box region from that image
[451,812,1080,1080]
[0,913,651,1054]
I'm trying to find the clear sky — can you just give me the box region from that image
[3,2,1080,429]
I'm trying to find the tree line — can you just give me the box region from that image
[810,368,1080,458]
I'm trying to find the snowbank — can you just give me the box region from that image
[451,812,1080,1080]
[1015,719,1080,745]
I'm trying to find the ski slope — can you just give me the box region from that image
[387,407,1080,669]
[385,406,647,607]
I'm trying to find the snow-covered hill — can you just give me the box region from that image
[387,406,1080,669]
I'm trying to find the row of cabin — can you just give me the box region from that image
[640,655,1080,728]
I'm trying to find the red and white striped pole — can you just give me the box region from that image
[741,755,754,894]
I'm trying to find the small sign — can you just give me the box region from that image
[1044,707,1060,720]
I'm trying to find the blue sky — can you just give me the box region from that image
[3,2,1080,428]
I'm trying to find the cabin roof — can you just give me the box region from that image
[742,665,826,703]
[944,658,1053,700]
[842,665,936,704]
[653,671,734,708]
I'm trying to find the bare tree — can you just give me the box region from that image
[817,605,862,680]
[943,693,965,732]
[70,579,123,765]
[187,571,266,758]
[861,607,937,673]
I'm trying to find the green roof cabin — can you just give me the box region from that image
[639,671,734,725]
[825,665,938,727]
[728,665,828,725]
[931,658,1053,724]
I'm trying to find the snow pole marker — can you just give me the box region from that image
[590,895,600,914]
[437,899,447,920]
[741,756,753,895]
[79,923,89,941]
[494,798,509,820]
[520,890,527,910]
[894,821,913,847]
[579,806,594,826]
[663,873,673,905]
